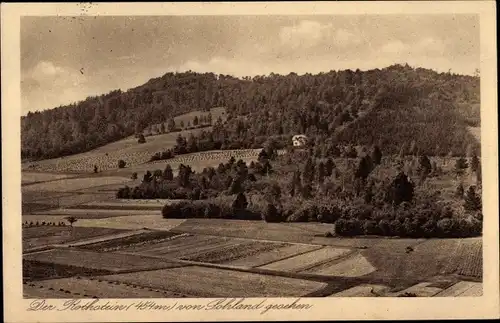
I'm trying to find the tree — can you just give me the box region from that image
[118,159,126,168]
[464,186,481,211]
[317,161,326,184]
[325,158,335,177]
[387,172,414,206]
[455,157,468,176]
[137,133,146,144]
[355,155,373,180]
[302,157,315,183]
[417,155,432,182]
[232,192,248,211]
[455,182,464,198]
[131,172,138,180]
[93,165,98,173]
[193,116,199,126]
[177,164,192,187]
[470,154,479,173]
[167,118,176,132]
[289,170,301,197]
[262,203,281,223]
[65,216,77,227]
[371,145,382,165]
[163,164,174,181]
[228,176,244,195]
[160,123,166,134]
[143,171,153,183]
[180,120,185,129]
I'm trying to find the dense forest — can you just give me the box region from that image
[22,64,480,160]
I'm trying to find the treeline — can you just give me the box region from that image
[117,152,274,200]
[22,64,479,161]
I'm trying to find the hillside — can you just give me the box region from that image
[21,64,480,161]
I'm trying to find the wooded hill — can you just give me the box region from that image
[21,64,480,160]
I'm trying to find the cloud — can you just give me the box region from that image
[415,37,446,55]
[22,61,90,113]
[380,40,410,55]
[279,20,364,52]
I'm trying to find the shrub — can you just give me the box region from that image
[263,203,282,223]
[138,134,146,144]
[118,159,126,168]
[131,172,138,180]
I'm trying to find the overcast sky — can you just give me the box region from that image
[21,15,479,114]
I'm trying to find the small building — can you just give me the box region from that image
[292,134,308,147]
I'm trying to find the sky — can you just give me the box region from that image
[21,14,479,114]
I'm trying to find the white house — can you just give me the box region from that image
[292,134,308,147]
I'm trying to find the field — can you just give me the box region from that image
[22,127,211,173]
[24,249,184,272]
[20,139,483,298]
[97,266,328,297]
[259,247,352,272]
[303,253,376,277]
[22,172,74,185]
[22,177,132,193]
[23,226,129,251]
[362,238,483,282]
[23,277,176,298]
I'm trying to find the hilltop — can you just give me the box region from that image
[21,64,480,162]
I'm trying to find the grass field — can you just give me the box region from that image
[97,266,328,297]
[362,238,482,282]
[30,208,161,218]
[24,249,184,272]
[303,253,376,277]
[183,240,287,264]
[225,244,322,268]
[22,172,74,185]
[24,277,179,298]
[23,226,128,251]
[172,219,335,244]
[23,260,113,282]
[259,247,352,272]
[22,177,132,193]
[80,230,183,252]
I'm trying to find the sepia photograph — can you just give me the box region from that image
[2,1,499,322]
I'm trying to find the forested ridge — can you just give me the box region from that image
[21,64,480,160]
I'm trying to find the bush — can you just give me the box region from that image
[118,160,126,168]
[263,203,282,223]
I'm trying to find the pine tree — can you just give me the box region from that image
[325,158,335,176]
[371,145,382,165]
[355,155,373,180]
[387,172,414,205]
[417,155,432,182]
[317,161,326,184]
[302,157,315,183]
[455,182,464,198]
[163,164,173,181]
[228,176,243,195]
[470,154,479,173]
[455,157,468,176]
[232,192,248,211]
[464,186,481,211]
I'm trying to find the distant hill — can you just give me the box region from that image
[21,64,480,161]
